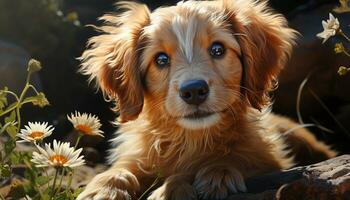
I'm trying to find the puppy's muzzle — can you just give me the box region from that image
[179,80,209,105]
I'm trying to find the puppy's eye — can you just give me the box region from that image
[155,52,170,68]
[209,42,225,58]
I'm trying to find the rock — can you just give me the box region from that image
[228,155,350,200]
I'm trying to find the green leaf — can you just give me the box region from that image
[5,101,19,112]
[4,140,16,156]
[40,193,50,200]
[10,153,21,165]
[4,111,18,138]
[5,110,16,123]
[54,192,69,200]
[6,124,18,139]
[0,164,11,178]
[24,166,39,184]
[4,140,16,154]
[36,176,51,186]
[23,181,36,196]
[73,187,83,198]
[0,121,16,136]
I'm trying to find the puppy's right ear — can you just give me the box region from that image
[221,0,297,110]
[80,2,150,122]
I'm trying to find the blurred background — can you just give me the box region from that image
[0,0,349,164]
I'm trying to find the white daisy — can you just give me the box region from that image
[317,13,340,43]
[67,111,104,137]
[17,122,54,143]
[31,140,85,168]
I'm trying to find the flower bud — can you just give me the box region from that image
[27,59,42,73]
[32,92,50,108]
[338,66,350,76]
[334,43,344,54]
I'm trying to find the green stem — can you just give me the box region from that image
[309,89,350,137]
[0,68,33,119]
[0,94,19,117]
[15,105,21,134]
[45,169,51,188]
[0,104,16,117]
[2,90,19,101]
[50,169,59,199]
[342,48,350,57]
[0,193,5,200]
[74,134,83,150]
[0,99,36,118]
[28,84,40,95]
[65,133,81,195]
[339,30,350,43]
[14,70,33,132]
[66,170,74,195]
[55,168,65,195]
[20,98,38,105]
[137,175,160,200]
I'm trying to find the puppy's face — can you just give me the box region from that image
[141,4,243,130]
[80,0,296,131]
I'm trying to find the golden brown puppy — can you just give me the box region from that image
[77,0,336,199]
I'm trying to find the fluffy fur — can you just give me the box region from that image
[77,1,336,199]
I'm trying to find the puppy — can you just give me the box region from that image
[77,0,336,199]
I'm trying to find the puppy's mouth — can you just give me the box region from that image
[183,111,214,119]
[177,109,225,130]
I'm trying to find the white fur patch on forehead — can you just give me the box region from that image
[171,15,197,62]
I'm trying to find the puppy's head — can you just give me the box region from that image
[80,0,297,130]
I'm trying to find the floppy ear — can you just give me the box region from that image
[222,0,297,110]
[80,2,150,122]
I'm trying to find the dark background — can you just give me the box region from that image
[0,0,349,164]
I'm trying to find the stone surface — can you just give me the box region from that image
[228,155,350,200]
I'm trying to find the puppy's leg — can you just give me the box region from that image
[77,165,141,200]
[193,163,247,200]
[148,173,197,200]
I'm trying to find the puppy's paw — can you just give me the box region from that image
[193,166,247,200]
[76,169,139,200]
[148,182,197,200]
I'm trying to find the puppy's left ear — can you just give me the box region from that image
[222,0,298,110]
[80,2,150,122]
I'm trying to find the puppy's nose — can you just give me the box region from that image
[179,80,209,105]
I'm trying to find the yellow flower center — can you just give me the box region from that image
[76,124,92,135]
[29,131,44,139]
[49,155,67,166]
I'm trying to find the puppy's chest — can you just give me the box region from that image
[151,139,236,170]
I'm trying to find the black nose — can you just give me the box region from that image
[179,80,209,105]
